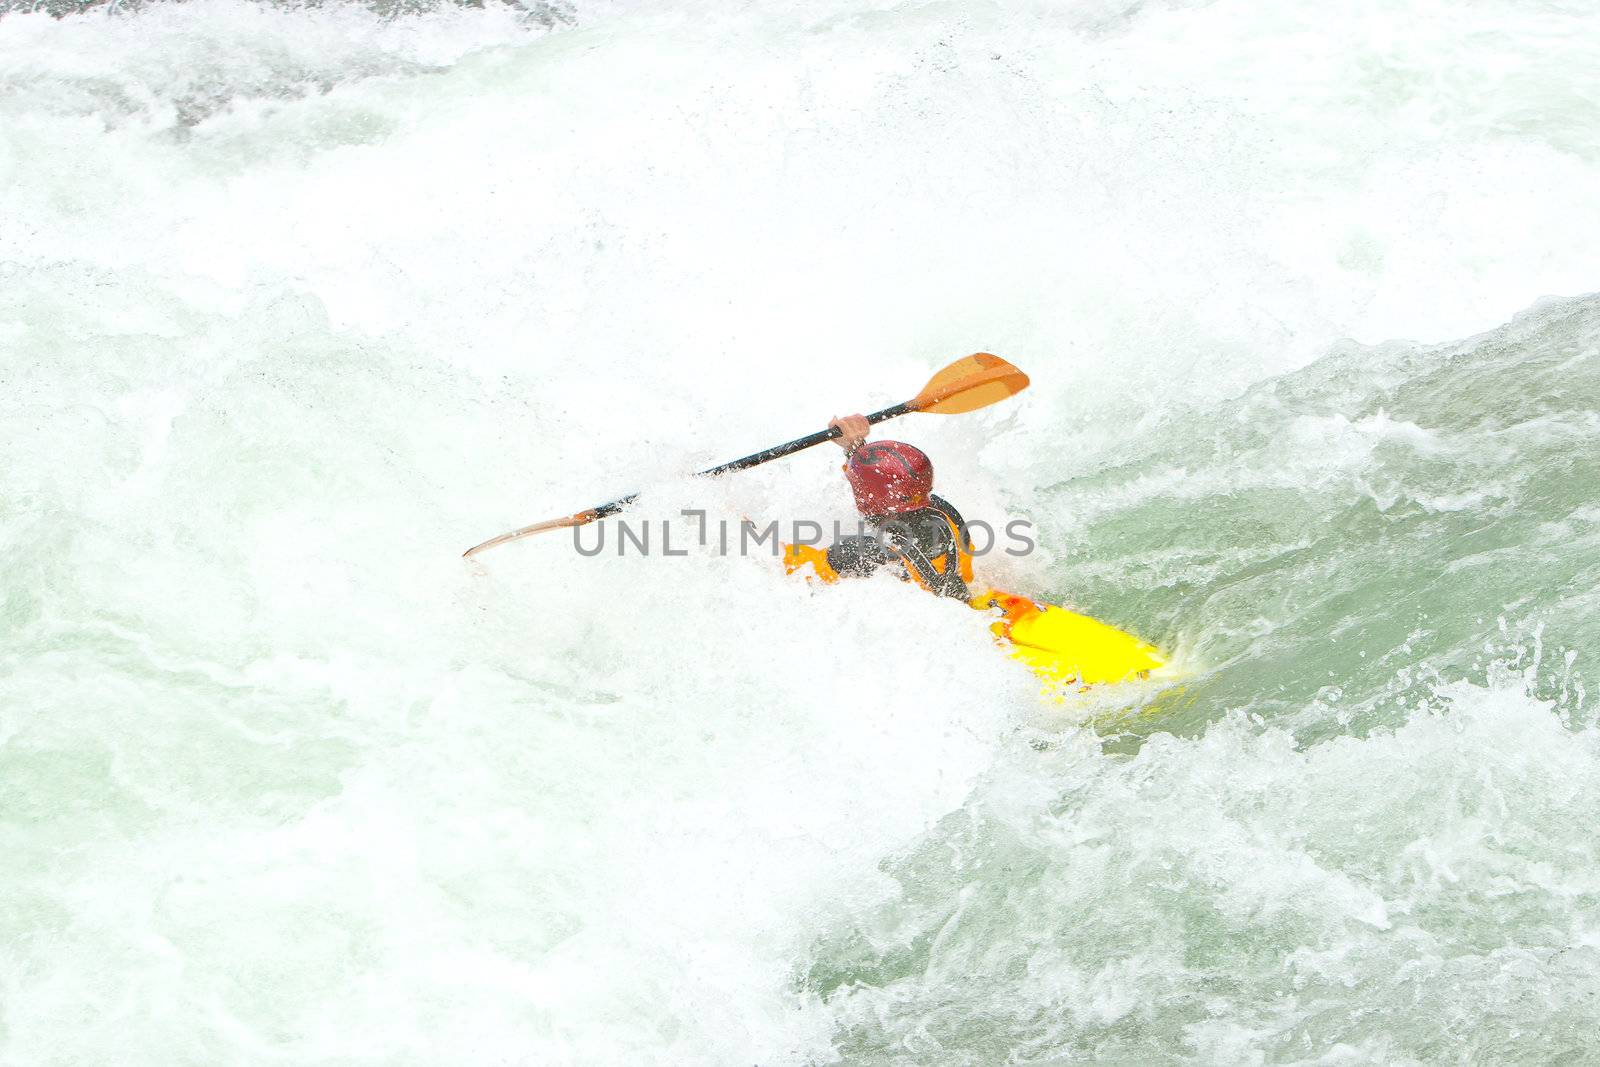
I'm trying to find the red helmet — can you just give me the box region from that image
[845,441,933,515]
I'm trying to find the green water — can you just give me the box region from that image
[807,296,1600,1064]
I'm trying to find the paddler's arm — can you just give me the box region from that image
[828,413,870,456]
[785,414,871,583]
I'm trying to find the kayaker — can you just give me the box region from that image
[782,413,975,598]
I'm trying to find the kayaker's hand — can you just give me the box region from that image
[830,413,870,455]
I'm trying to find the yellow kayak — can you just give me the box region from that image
[781,542,1166,687]
[971,589,1167,687]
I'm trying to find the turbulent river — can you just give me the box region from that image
[4,1,1600,1063]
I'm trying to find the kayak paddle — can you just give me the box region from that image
[462,352,1029,558]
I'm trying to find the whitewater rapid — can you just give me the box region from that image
[3,0,1600,1063]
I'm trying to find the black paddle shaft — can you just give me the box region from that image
[588,401,913,519]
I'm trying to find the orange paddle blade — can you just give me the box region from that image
[462,509,598,558]
[909,352,1029,415]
